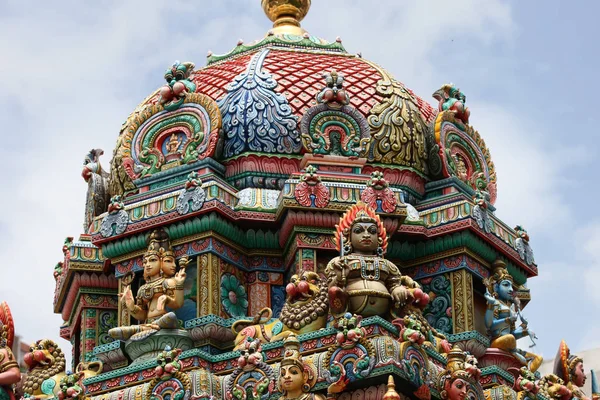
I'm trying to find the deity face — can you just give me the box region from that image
[447,378,468,400]
[495,279,514,301]
[280,365,306,394]
[161,255,176,277]
[143,254,161,280]
[572,361,586,387]
[350,222,378,255]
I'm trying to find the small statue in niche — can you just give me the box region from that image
[108,229,188,341]
[278,333,325,400]
[452,153,469,183]
[483,260,542,372]
[324,202,428,318]
[165,133,183,155]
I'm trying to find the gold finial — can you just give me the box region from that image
[383,375,401,400]
[261,0,311,36]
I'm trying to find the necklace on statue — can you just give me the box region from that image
[360,256,380,280]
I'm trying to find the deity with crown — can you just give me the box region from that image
[483,260,542,371]
[278,333,325,400]
[109,229,188,341]
[325,202,422,318]
[545,340,600,400]
[437,347,482,400]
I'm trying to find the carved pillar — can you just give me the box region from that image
[451,269,474,333]
[199,254,219,316]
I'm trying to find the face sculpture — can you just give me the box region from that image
[280,365,306,395]
[495,279,514,302]
[572,361,586,387]
[161,255,176,277]
[447,378,468,400]
[143,254,162,280]
[350,222,378,255]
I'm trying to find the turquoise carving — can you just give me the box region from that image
[421,275,452,335]
[220,274,248,317]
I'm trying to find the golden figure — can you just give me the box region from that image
[483,260,542,372]
[0,303,20,400]
[278,333,325,400]
[325,202,416,318]
[109,229,187,341]
[165,133,183,154]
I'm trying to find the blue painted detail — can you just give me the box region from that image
[270,285,286,318]
[271,320,284,336]
[41,378,56,396]
[217,49,301,158]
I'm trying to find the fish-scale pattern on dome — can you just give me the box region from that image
[261,50,382,117]
[191,53,256,101]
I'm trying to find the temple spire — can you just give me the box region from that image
[261,0,311,36]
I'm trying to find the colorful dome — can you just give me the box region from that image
[110,1,445,199]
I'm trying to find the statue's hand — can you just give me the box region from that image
[173,268,186,285]
[509,313,518,323]
[484,289,496,305]
[122,285,135,309]
[391,286,409,306]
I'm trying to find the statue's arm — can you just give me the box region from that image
[385,261,403,288]
[161,280,185,309]
[324,257,343,287]
[0,349,21,386]
[128,297,148,321]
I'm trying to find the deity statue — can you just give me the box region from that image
[165,133,183,155]
[0,303,20,400]
[438,347,482,400]
[325,202,426,318]
[483,260,542,372]
[278,333,325,400]
[108,229,188,341]
[452,153,469,183]
[551,340,598,400]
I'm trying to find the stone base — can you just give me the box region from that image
[125,329,193,363]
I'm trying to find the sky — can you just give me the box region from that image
[0,0,598,369]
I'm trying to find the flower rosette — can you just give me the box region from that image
[221,274,249,317]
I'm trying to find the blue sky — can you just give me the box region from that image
[0,0,598,367]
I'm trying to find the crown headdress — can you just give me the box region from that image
[482,259,513,295]
[335,202,388,254]
[145,229,174,258]
[554,340,583,385]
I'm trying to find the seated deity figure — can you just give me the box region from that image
[551,340,598,400]
[483,260,542,372]
[109,229,187,341]
[325,202,417,318]
[278,333,325,400]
